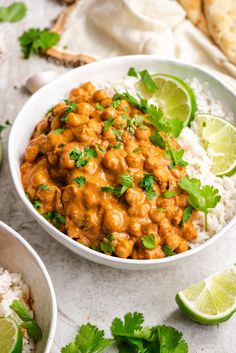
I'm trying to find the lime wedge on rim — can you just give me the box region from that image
[195,113,236,176]
[137,73,197,126]
[176,266,236,325]
[0,317,23,353]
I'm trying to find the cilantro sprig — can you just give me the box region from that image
[179,176,221,230]
[61,99,77,123]
[19,28,60,59]
[165,141,188,169]
[43,211,66,229]
[10,300,42,342]
[140,174,157,200]
[127,67,158,93]
[101,173,134,197]
[61,312,188,353]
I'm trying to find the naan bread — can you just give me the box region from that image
[178,0,209,35]
[204,0,236,65]
[46,4,96,67]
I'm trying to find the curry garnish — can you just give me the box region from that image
[142,233,155,250]
[72,176,86,186]
[140,173,157,200]
[69,146,97,168]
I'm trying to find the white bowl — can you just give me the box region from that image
[8,55,236,270]
[0,221,57,352]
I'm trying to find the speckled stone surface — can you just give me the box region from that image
[0,1,236,352]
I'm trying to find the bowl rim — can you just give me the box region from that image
[8,54,236,268]
[0,220,57,352]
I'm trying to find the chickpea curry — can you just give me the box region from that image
[21,80,198,260]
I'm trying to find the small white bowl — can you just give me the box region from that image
[8,55,236,270]
[0,221,57,353]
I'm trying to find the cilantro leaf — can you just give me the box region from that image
[112,128,123,142]
[43,211,66,229]
[108,143,122,150]
[166,142,188,169]
[69,147,97,168]
[72,176,86,186]
[100,237,115,255]
[52,128,64,134]
[182,205,193,224]
[157,325,188,353]
[96,103,105,111]
[101,186,115,193]
[133,147,141,153]
[32,200,42,209]
[179,176,221,230]
[10,300,42,342]
[162,190,177,198]
[142,233,155,250]
[61,100,77,122]
[127,67,139,78]
[150,130,166,149]
[112,91,148,113]
[0,2,27,23]
[38,184,50,191]
[139,69,158,94]
[19,28,60,59]
[111,312,145,337]
[162,245,175,257]
[120,174,134,188]
[140,173,157,200]
[146,105,184,138]
[61,323,113,353]
[103,118,115,131]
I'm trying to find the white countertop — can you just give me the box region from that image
[0,1,235,352]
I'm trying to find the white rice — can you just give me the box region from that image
[0,267,35,353]
[101,76,236,245]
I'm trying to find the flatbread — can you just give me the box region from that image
[204,0,236,65]
[178,0,210,35]
[60,0,76,4]
[46,3,96,67]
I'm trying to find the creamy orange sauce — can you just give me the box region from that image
[20,81,197,259]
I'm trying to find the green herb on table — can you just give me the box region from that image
[161,190,177,198]
[72,176,86,186]
[0,2,27,23]
[179,176,221,231]
[162,245,175,256]
[61,100,77,123]
[61,312,188,353]
[43,211,66,229]
[19,28,60,59]
[142,233,155,250]
[140,173,157,200]
[61,323,113,353]
[101,173,134,197]
[10,300,42,342]
[69,146,97,168]
[103,117,115,131]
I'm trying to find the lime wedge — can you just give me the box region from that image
[137,74,197,126]
[195,114,236,176]
[176,266,236,325]
[0,318,23,353]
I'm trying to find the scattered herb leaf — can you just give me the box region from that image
[127,67,138,78]
[140,173,157,200]
[142,233,155,250]
[182,205,193,224]
[161,190,177,198]
[139,69,158,93]
[0,2,27,23]
[72,176,86,186]
[162,245,175,256]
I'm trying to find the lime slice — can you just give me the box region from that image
[137,74,197,126]
[176,266,236,325]
[195,113,236,176]
[0,317,23,353]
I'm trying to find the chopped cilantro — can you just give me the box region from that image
[161,190,177,198]
[112,128,123,142]
[140,173,157,200]
[108,143,122,150]
[100,237,115,254]
[101,186,115,193]
[139,69,158,93]
[52,128,64,134]
[165,141,188,169]
[72,176,86,186]
[32,200,41,209]
[38,184,50,191]
[61,100,77,122]
[101,174,134,197]
[133,147,141,153]
[69,146,97,168]
[150,130,166,149]
[162,245,175,256]
[103,117,115,131]
[142,233,155,250]
[110,100,121,109]
[182,205,193,224]
[112,91,148,113]
[57,143,64,148]
[157,207,166,212]
[43,211,66,229]
[96,144,106,153]
[127,67,138,78]
[96,103,105,111]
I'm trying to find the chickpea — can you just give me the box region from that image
[125,188,145,205]
[149,208,166,224]
[128,221,142,237]
[31,172,48,187]
[93,89,108,102]
[77,102,94,116]
[69,87,86,99]
[73,126,96,143]
[101,97,112,107]
[101,107,117,120]
[175,194,189,209]
[128,203,150,218]
[175,239,188,253]
[47,152,58,166]
[25,145,39,162]
[60,153,75,169]
[144,245,166,259]
[103,208,127,233]
[135,127,151,140]
[103,150,127,173]
[182,221,197,241]
[165,232,182,250]
[81,81,95,94]
[114,235,134,258]
[67,113,89,127]
[87,119,102,134]
[126,152,143,168]
[113,116,127,129]
[117,100,130,113]
[85,208,100,231]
